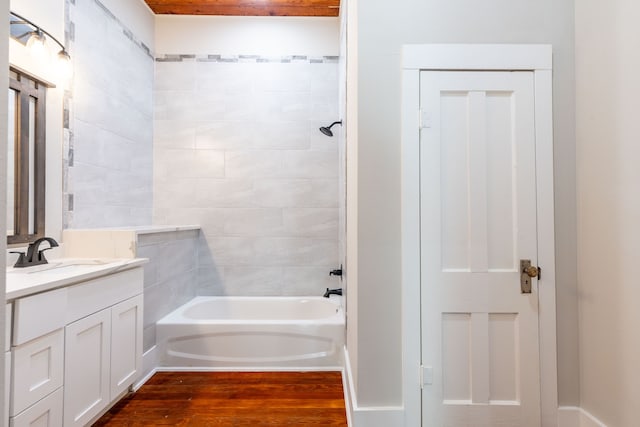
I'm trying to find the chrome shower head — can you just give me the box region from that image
[319,121,342,137]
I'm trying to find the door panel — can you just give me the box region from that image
[64,309,111,427]
[420,71,540,427]
[110,295,143,399]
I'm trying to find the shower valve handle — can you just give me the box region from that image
[329,267,343,277]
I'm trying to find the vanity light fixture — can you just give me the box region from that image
[9,11,72,74]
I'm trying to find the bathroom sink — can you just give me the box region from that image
[8,259,115,274]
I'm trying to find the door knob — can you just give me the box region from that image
[523,265,539,278]
[520,259,540,294]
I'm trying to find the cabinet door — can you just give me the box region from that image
[64,309,110,427]
[110,295,143,399]
[10,387,63,427]
[11,329,64,416]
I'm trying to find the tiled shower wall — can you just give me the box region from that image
[137,230,199,352]
[153,56,341,296]
[64,0,154,228]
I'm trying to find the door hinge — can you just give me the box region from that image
[420,365,433,389]
[419,109,433,129]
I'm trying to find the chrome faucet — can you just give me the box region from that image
[11,237,59,268]
[323,288,342,298]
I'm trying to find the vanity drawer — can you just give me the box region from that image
[66,268,143,324]
[10,387,63,427]
[11,329,64,416]
[13,289,67,346]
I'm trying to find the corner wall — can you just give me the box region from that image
[575,0,640,425]
[352,0,577,410]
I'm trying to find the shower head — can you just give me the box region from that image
[319,121,342,137]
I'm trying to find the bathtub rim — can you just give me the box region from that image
[157,295,345,326]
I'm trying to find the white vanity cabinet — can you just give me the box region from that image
[63,294,143,427]
[63,268,143,427]
[6,266,144,427]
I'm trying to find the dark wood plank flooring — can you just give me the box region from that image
[93,371,348,426]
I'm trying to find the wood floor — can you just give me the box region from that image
[93,371,348,426]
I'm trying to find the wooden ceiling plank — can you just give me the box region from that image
[147,0,339,6]
[144,0,340,16]
[147,4,339,17]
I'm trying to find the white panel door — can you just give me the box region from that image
[110,295,143,399]
[64,309,111,427]
[420,71,541,426]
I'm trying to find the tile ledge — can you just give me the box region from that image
[134,225,201,235]
[66,225,201,235]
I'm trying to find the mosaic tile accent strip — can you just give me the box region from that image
[93,0,152,57]
[63,0,75,220]
[156,54,340,64]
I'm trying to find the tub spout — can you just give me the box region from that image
[323,288,342,298]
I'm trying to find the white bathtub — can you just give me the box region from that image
[156,296,345,369]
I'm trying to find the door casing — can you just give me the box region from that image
[400,44,557,427]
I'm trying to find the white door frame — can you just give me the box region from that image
[400,44,557,426]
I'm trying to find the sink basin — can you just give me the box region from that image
[8,259,115,274]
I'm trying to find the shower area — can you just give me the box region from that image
[151,47,346,368]
[152,52,343,298]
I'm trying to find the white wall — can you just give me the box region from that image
[344,0,359,394]
[576,1,640,425]
[0,0,9,423]
[10,0,63,41]
[351,0,577,409]
[155,15,339,56]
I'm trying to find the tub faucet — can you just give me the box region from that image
[323,288,342,298]
[12,237,59,268]
[329,265,343,280]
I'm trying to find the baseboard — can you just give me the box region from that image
[558,406,608,427]
[134,345,159,390]
[155,365,343,372]
[343,346,355,427]
[343,347,404,427]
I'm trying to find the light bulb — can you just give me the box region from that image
[26,29,47,60]
[57,49,73,82]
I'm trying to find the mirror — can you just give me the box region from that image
[7,88,16,236]
[7,68,46,244]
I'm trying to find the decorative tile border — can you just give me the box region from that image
[93,0,153,58]
[63,0,75,228]
[156,54,339,64]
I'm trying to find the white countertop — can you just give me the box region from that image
[6,258,148,300]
